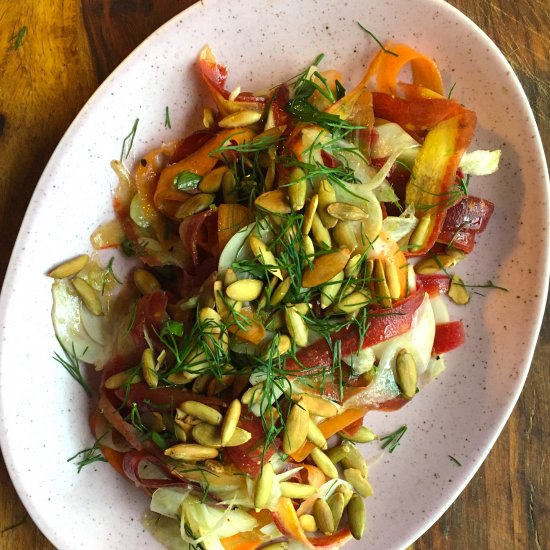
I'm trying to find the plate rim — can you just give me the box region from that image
[0,0,548,548]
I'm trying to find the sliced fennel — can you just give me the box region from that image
[459,149,501,175]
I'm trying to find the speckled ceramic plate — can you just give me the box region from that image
[0,0,548,548]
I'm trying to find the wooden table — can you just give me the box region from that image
[0,1,548,548]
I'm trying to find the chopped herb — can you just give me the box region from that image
[120,118,139,162]
[8,26,27,51]
[67,434,107,472]
[101,256,122,295]
[447,82,457,99]
[356,22,398,57]
[173,170,202,191]
[460,280,509,292]
[165,106,171,128]
[53,336,91,397]
[125,301,138,335]
[380,425,407,453]
[335,80,346,100]
[449,454,462,466]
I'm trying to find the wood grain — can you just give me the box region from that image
[0,1,548,549]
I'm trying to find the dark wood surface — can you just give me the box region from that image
[0,1,548,549]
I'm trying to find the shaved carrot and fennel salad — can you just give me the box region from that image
[50,34,500,550]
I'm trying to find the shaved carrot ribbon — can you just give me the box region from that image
[154,128,255,216]
[291,408,367,462]
[220,530,266,550]
[362,42,444,96]
[406,109,476,255]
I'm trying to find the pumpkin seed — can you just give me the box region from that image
[302,195,319,235]
[335,484,353,507]
[72,278,103,316]
[320,270,344,309]
[310,447,338,479]
[302,235,315,259]
[338,426,377,444]
[395,349,417,399]
[408,213,432,250]
[202,107,215,128]
[333,220,358,251]
[299,514,317,532]
[317,180,337,228]
[374,259,392,308]
[133,268,161,295]
[228,85,241,101]
[180,401,223,426]
[254,462,274,509]
[280,481,317,499]
[325,444,350,464]
[285,306,308,347]
[167,372,193,384]
[164,443,218,461]
[314,498,334,535]
[344,254,362,278]
[192,374,212,394]
[288,167,307,211]
[199,166,228,193]
[48,254,89,278]
[221,399,241,446]
[219,110,262,128]
[199,307,223,334]
[294,302,310,316]
[347,494,366,540]
[249,235,282,279]
[205,459,225,474]
[310,212,332,248]
[222,170,238,203]
[327,492,345,532]
[343,468,373,498]
[384,259,401,300]
[226,279,264,301]
[307,418,328,450]
[294,394,338,418]
[141,348,158,389]
[327,202,369,221]
[191,423,251,448]
[283,400,310,455]
[241,382,265,405]
[272,334,291,358]
[174,423,187,442]
[223,268,238,287]
[341,441,369,477]
[104,368,142,390]
[335,290,371,314]
[302,248,351,288]
[255,189,291,214]
[448,273,470,305]
[175,193,215,219]
[415,249,464,275]
[270,277,292,306]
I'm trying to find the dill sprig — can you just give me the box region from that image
[165,106,171,128]
[449,455,462,466]
[356,23,398,57]
[120,118,139,162]
[67,434,107,472]
[380,425,408,453]
[101,256,122,295]
[53,336,91,397]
